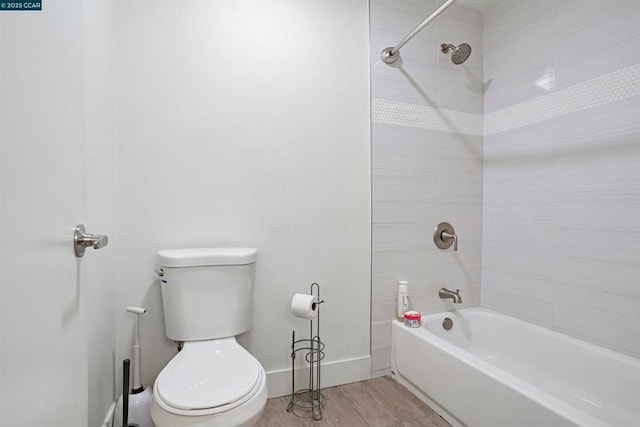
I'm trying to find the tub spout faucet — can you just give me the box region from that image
[439,288,462,303]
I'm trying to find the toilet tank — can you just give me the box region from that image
[156,248,258,342]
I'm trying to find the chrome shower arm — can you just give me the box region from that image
[380,0,457,64]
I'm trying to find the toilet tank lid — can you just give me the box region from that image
[157,247,258,267]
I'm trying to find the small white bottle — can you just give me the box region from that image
[397,281,409,318]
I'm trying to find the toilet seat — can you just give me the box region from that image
[154,338,264,416]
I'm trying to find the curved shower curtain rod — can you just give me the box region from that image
[380,0,457,65]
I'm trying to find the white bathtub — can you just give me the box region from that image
[391,308,640,427]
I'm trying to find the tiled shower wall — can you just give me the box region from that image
[482,1,640,358]
[370,0,484,376]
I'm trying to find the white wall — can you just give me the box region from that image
[115,0,371,397]
[370,0,484,376]
[0,1,117,426]
[482,0,640,358]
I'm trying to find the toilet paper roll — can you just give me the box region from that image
[291,293,318,319]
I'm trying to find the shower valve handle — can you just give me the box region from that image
[441,231,458,251]
[434,222,458,252]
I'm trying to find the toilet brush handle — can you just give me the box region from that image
[123,359,130,427]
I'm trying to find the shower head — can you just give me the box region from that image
[441,43,472,64]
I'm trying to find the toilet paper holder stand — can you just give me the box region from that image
[287,282,325,421]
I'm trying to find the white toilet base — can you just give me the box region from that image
[150,374,268,427]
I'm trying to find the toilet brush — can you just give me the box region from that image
[122,359,133,427]
[114,307,154,427]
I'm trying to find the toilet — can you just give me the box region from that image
[150,247,268,427]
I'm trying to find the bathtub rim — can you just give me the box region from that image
[421,307,640,367]
[390,307,638,427]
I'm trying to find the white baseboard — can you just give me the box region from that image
[101,401,116,427]
[266,355,371,398]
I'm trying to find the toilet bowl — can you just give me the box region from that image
[150,338,267,427]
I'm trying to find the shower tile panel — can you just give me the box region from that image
[438,134,483,160]
[439,158,483,197]
[482,269,555,302]
[438,260,482,289]
[555,197,640,228]
[373,199,439,224]
[372,320,393,349]
[373,268,438,299]
[373,123,483,159]
[372,294,399,324]
[437,239,483,266]
[437,70,484,114]
[483,249,552,281]
[484,13,558,68]
[555,226,639,267]
[554,136,640,167]
[372,80,440,110]
[438,201,483,224]
[554,0,636,29]
[484,0,557,50]
[555,1,640,76]
[371,0,483,373]
[483,195,554,222]
[555,160,639,198]
[555,37,640,91]
[372,247,437,274]
[440,2,484,30]
[372,124,440,152]
[372,146,439,176]
[483,218,554,250]
[552,306,640,358]
[483,39,556,84]
[481,289,554,330]
[483,124,558,163]
[373,222,437,250]
[552,258,640,300]
[484,183,554,220]
[484,60,557,113]
[552,283,640,325]
[483,0,640,359]
[372,175,439,202]
[487,96,640,151]
[371,346,393,373]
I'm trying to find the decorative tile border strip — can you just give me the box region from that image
[373,62,639,137]
[484,62,640,135]
[371,97,483,136]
